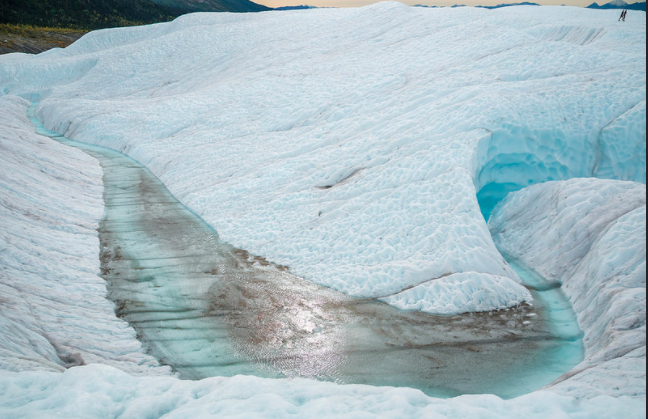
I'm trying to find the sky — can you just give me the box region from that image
[257,0,614,10]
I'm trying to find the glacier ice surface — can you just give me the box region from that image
[2,2,644,315]
[0,2,646,417]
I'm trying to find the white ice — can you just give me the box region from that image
[0,2,645,417]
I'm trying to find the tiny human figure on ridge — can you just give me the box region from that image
[619,9,627,21]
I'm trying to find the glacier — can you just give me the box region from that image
[0,2,645,418]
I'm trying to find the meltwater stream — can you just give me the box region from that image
[29,105,583,399]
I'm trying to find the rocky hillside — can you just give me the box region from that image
[0,24,86,55]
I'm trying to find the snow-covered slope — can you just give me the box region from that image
[1,3,645,315]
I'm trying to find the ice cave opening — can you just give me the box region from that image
[474,119,646,221]
[474,129,581,221]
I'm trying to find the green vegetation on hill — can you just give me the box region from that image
[0,0,188,30]
[0,23,86,38]
[0,23,87,54]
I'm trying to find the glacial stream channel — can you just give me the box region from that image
[30,106,583,399]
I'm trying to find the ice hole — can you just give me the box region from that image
[475,109,647,221]
[476,149,569,221]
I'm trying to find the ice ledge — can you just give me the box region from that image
[380,271,532,314]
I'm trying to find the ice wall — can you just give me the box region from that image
[474,98,646,220]
[0,96,170,376]
[489,178,646,399]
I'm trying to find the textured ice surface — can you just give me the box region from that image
[0,96,169,376]
[380,272,531,314]
[489,178,646,399]
[0,96,606,417]
[1,3,644,315]
[0,364,645,419]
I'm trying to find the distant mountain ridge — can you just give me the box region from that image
[586,0,646,10]
[149,0,269,13]
[415,2,540,8]
[273,5,317,10]
[476,2,540,8]
[415,1,645,9]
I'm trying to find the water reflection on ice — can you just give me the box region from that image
[29,106,582,399]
